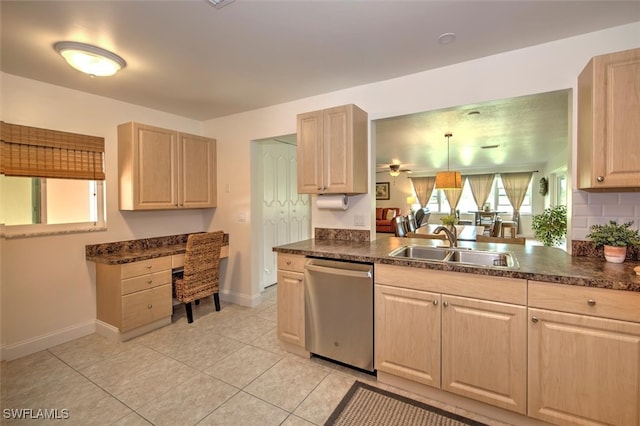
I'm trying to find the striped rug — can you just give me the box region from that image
[325,381,488,426]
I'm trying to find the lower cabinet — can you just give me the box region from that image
[528,281,640,426]
[374,264,528,415]
[96,256,174,339]
[276,254,306,348]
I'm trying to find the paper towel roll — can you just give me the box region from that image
[316,194,348,210]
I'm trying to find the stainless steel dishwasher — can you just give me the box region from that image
[304,257,374,372]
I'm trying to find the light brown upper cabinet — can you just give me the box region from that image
[118,122,217,210]
[296,104,368,194]
[577,47,640,191]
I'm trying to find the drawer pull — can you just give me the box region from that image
[531,316,539,323]
[587,299,596,306]
[433,300,438,306]
[443,301,449,307]
[147,279,153,284]
[286,260,292,266]
[146,265,152,269]
[147,304,153,309]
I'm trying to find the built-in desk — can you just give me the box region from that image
[86,233,229,341]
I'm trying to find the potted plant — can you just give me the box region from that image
[440,214,458,231]
[531,205,567,247]
[586,221,640,263]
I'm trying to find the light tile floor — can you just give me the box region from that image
[1,285,509,425]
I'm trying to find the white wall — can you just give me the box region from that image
[2,22,639,360]
[0,75,212,359]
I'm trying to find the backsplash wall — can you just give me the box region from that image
[572,190,640,240]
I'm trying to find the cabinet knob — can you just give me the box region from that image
[443,301,449,307]
[147,265,152,269]
[531,316,539,323]
[147,279,153,284]
[286,260,292,266]
[597,176,604,182]
[147,304,153,309]
[433,300,438,306]
[587,299,596,306]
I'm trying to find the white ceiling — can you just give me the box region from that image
[2,1,638,171]
[375,89,571,175]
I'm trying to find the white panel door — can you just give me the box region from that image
[261,141,310,290]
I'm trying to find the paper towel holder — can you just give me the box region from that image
[316,194,349,210]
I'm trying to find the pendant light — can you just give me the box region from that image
[435,132,462,189]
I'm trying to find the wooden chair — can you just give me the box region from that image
[500,216,518,238]
[490,217,503,237]
[476,235,526,245]
[393,216,408,237]
[173,231,224,323]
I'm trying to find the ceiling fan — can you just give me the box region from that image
[387,163,411,176]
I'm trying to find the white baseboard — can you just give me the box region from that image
[1,320,95,361]
[220,289,262,307]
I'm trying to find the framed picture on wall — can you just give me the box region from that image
[376,182,390,200]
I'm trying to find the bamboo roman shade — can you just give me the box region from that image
[0,121,105,180]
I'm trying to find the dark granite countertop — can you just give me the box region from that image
[86,233,229,265]
[273,237,640,292]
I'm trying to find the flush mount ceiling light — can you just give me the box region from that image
[435,133,462,189]
[54,41,126,77]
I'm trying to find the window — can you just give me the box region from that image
[427,174,532,215]
[1,175,105,236]
[0,121,106,237]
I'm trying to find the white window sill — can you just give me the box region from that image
[0,223,107,239]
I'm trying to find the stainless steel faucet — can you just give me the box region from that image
[434,226,457,248]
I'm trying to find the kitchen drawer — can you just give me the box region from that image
[528,280,640,323]
[278,254,305,273]
[121,284,172,331]
[121,270,171,295]
[120,256,171,279]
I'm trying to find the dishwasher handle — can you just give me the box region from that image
[305,263,372,279]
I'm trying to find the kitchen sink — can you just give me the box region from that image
[388,245,451,261]
[446,249,518,268]
[388,245,518,269]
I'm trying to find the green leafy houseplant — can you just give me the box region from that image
[586,221,640,248]
[440,214,458,227]
[531,205,567,247]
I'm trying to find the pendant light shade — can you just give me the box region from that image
[54,41,126,77]
[435,171,462,189]
[435,133,462,189]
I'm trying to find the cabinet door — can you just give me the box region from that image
[375,284,441,387]
[133,124,178,209]
[296,110,323,194]
[277,270,305,347]
[178,133,217,208]
[441,295,526,414]
[528,308,640,426]
[578,48,640,190]
[323,105,352,193]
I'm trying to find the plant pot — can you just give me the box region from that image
[603,245,627,263]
